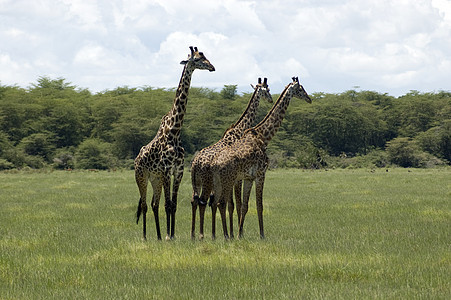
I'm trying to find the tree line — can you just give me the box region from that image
[0,77,450,170]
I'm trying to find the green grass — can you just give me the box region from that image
[1,168,450,299]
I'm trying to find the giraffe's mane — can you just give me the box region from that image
[252,81,292,132]
[220,86,260,138]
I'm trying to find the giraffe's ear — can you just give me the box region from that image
[180,60,188,65]
[250,84,256,89]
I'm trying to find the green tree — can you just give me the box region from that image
[384,137,439,168]
[416,120,451,163]
[386,92,445,137]
[30,76,76,96]
[220,85,237,100]
[75,138,116,169]
[17,132,56,162]
[0,85,36,143]
[45,101,86,148]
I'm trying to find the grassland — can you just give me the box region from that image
[0,168,450,299]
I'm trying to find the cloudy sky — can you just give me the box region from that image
[1,0,450,96]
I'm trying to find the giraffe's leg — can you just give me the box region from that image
[191,194,199,240]
[211,174,222,240]
[208,193,214,207]
[163,156,183,240]
[191,165,202,240]
[255,175,266,239]
[135,171,149,240]
[227,188,234,239]
[169,162,184,239]
[149,177,163,240]
[197,176,212,240]
[136,196,148,240]
[211,201,217,240]
[198,186,210,240]
[198,202,207,240]
[234,180,242,229]
[150,177,164,240]
[218,185,231,240]
[162,174,172,241]
[152,194,161,240]
[239,179,253,239]
[218,199,229,240]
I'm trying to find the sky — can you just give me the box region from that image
[1,0,450,96]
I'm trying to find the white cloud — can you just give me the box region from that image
[0,0,450,96]
[60,0,106,32]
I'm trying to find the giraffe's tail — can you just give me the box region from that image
[136,198,142,224]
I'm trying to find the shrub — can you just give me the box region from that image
[386,137,444,168]
[329,150,389,169]
[296,143,329,169]
[415,120,451,164]
[75,139,117,170]
[53,149,75,170]
[386,138,420,167]
[0,158,14,170]
[17,132,56,162]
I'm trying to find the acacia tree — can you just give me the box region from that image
[220,84,237,100]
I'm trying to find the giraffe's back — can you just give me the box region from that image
[213,133,268,183]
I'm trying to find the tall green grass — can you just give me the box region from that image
[1,168,449,299]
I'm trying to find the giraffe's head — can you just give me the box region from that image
[251,77,273,104]
[290,77,312,103]
[180,46,215,72]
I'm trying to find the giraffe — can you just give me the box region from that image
[135,46,215,240]
[211,77,311,239]
[190,78,272,240]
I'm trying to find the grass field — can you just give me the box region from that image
[0,168,450,299]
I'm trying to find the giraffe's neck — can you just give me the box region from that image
[231,87,263,133]
[165,64,194,136]
[253,84,293,146]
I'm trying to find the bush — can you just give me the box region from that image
[296,143,329,169]
[329,150,389,169]
[23,155,46,169]
[386,137,445,168]
[386,138,420,167]
[17,132,56,162]
[75,139,117,170]
[0,158,14,170]
[415,120,451,164]
[0,132,12,157]
[53,149,75,170]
